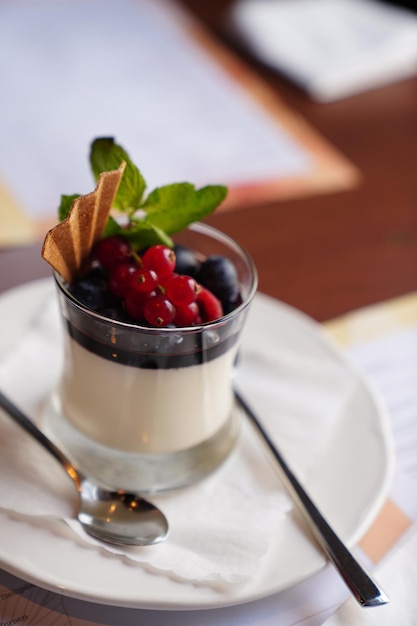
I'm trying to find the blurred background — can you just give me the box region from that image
[1,0,417,322]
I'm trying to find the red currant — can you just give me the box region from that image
[158,271,178,290]
[144,293,176,327]
[108,263,137,298]
[197,287,223,323]
[165,275,200,306]
[174,301,199,327]
[130,267,159,293]
[94,235,131,270]
[142,245,176,278]
[125,287,155,320]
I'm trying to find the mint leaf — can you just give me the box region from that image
[140,183,227,234]
[58,138,228,251]
[58,194,80,221]
[195,185,228,215]
[123,221,173,249]
[90,137,146,212]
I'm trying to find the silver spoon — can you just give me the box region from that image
[234,390,389,608]
[0,390,169,546]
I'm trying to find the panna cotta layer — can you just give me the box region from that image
[59,335,238,453]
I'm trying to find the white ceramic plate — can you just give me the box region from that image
[0,279,394,609]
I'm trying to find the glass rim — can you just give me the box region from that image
[54,221,258,335]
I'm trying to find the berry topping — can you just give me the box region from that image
[108,263,137,298]
[142,245,176,278]
[196,255,239,304]
[173,244,201,277]
[70,241,241,328]
[144,293,176,327]
[69,266,115,311]
[130,267,159,293]
[124,287,155,320]
[173,301,200,327]
[165,274,200,306]
[197,287,223,323]
[94,235,131,270]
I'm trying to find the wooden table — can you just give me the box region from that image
[1,0,417,324]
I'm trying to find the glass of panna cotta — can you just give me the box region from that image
[44,222,257,492]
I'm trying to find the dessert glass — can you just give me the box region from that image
[44,222,257,492]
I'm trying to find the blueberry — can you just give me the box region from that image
[174,244,201,277]
[98,305,131,322]
[70,267,115,311]
[222,293,243,315]
[196,255,239,304]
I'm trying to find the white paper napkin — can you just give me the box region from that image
[0,292,291,584]
[0,289,354,585]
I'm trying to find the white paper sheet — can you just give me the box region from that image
[231,0,417,101]
[0,0,311,221]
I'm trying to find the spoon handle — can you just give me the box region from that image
[0,391,81,488]
[235,390,389,608]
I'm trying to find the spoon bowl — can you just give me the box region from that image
[0,391,169,546]
[77,480,168,545]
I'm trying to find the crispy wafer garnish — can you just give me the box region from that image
[41,162,126,283]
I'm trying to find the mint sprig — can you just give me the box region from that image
[56,137,225,249]
[141,182,227,234]
[58,194,81,222]
[90,137,146,214]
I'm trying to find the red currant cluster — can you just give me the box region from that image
[94,235,223,327]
